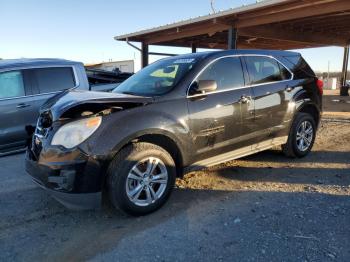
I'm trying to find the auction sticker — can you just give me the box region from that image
[174,58,196,64]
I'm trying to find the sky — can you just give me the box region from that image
[0,0,347,72]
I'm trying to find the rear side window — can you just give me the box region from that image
[283,55,316,78]
[279,63,292,80]
[197,57,245,91]
[245,56,291,85]
[0,71,25,99]
[33,67,76,93]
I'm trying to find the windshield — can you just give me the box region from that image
[113,57,197,96]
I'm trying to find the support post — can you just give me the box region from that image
[340,45,349,96]
[141,42,149,68]
[227,27,238,50]
[191,43,197,53]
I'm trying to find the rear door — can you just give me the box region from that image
[187,56,254,162]
[243,56,293,142]
[0,70,34,152]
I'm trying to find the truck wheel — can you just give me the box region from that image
[107,142,176,216]
[282,113,316,158]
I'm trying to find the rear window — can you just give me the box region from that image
[245,56,292,85]
[282,55,316,78]
[33,67,76,93]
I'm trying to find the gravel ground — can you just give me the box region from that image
[0,120,349,262]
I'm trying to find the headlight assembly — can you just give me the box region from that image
[51,116,102,149]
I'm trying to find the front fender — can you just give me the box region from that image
[79,101,193,163]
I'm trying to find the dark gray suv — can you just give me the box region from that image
[0,59,90,155]
[26,50,323,216]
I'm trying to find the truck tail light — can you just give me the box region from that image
[316,79,324,95]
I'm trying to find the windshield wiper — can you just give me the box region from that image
[121,91,140,96]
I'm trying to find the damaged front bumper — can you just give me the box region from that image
[25,146,104,210]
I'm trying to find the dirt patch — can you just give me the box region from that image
[0,92,349,261]
[177,120,350,197]
[323,89,350,120]
[2,122,348,261]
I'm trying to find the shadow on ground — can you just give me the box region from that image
[0,149,349,261]
[207,149,350,187]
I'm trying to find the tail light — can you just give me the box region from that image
[316,79,324,95]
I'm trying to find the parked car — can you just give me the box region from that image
[340,80,350,96]
[0,58,127,156]
[26,50,323,215]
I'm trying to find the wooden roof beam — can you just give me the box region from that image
[159,36,323,50]
[236,0,350,28]
[144,23,231,44]
[236,0,335,20]
[239,24,348,46]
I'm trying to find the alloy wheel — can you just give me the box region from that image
[296,120,314,152]
[126,157,168,207]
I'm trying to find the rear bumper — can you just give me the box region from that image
[25,148,104,210]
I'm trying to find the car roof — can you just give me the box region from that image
[0,58,82,71]
[163,49,300,62]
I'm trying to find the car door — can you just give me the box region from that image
[0,70,34,152]
[243,56,293,143]
[187,56,254,162]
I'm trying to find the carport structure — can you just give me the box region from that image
[115,0,350,95]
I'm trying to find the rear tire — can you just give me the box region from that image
[107,142,176,216]
[282,113,316,158]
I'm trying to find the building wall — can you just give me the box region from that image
[87,60,134,73]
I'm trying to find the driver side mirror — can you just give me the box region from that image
[189,80,217,96]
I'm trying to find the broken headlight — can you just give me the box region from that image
[51,116,102,149]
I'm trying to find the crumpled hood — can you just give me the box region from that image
[41,90,154,121]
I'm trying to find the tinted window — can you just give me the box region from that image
[283,55,315,78]
[34,67,76,93]
[279,63,292,80]
[197,57,244,91]
[245,56,291,85]
[0,71,25,99]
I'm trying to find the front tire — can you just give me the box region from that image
[107,142,176,216]
[282,113,316,158]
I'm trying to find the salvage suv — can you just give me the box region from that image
[26,50,323,215]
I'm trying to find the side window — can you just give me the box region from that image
[197,57,245,91]
[0,71,25,99]
[33,67,76,93]
[245,56,291,85]
[279,63,292,80]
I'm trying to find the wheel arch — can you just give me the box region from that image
[110,129,186,178]
[296,102,321,128]
[131,133,184,177]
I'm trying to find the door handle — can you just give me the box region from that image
[239,95,251,104]
[16,103,30,109]
[285,86,293,92]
